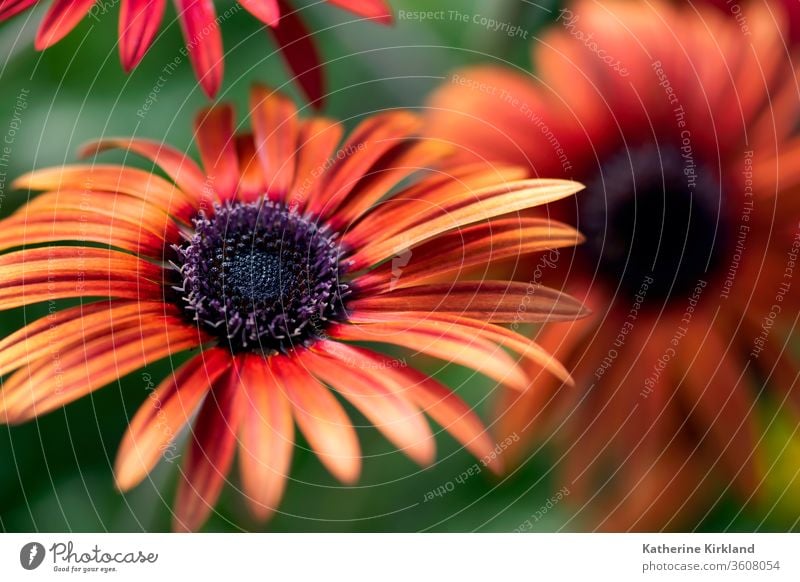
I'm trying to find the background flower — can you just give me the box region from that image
[0,0,391,101]
[427,0,800,530]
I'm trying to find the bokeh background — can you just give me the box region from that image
[0,0,798,532]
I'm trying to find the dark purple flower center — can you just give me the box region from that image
[579,143,729,302]
[173,201,350,353]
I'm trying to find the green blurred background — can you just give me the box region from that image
[0,0,798,532]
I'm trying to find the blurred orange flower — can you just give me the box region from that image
[427,0,800,530]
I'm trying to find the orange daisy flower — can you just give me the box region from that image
[427,1,800,529]
[698,0,800,44]
[0,0,391,101]
[0,84,587,531]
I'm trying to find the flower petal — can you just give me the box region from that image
[330,321,529,391]
[349,280,589,323]
[315,341,498,471]
[13,165,195,221]
[0,300,174,377]
[356,218,582,292]
[194,104,239,201]
[307,111,421,221]
[326,0,391,24]
[0,247,164,310]
[346,179,584,270]
[0,318,203,424]
[115,347,232,491]
[299,343,436,466]
[118,0,166,71]
[289,117,343,210]
[350,311,574,386]
[0,0,39,21]
[238,354,294,520]
[249,84,299,200]
[270,0,323,107]
[238,0,279,26]
[176,0,224,98]
[80,138,208,203]
[173,358,244,532]
[34,0,96,49]
[271,354,360,483]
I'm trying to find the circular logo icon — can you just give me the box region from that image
[19,542,45,570]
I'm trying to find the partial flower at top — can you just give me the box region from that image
[427,0,800,530]
[0,0,392,102]
[0,84,587,531]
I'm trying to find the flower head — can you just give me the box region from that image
[0,84,586,530]
[0,0,392,101]
[427,0,800,529]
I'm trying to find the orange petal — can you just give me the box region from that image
[13,165,195,221]
[271,354,360,483]
[250,84,299,200]
[234,134,266,203]
[345,312,573,386]
[306,111,421,219]
[194,104,239,201]
[349,280,589,323]
[0,319,204,424]
[330,321,529,391]
[299,344,435,466]
[331,140,452,228]
[173,358,245,532]
[289,117,343,210]
[238,353,294,521]
[0,247,164,310]
[345,179,583,270]
[0,300,174,377]
[316,341,498,471]
[115,348,232,491]
[80,138,208,203]
[356,218,582,292]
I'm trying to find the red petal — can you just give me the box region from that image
[326,0,391,24]
[176,0,224,98]
[118,0,166,71]
[289,117,343,210]
[115,348,232,491]
[270,0,324,108]
[0,0,39,21]
[173,358,244,532]
[34,0,96,49]
[194,104,239,201]
[238,0,279,26]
